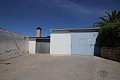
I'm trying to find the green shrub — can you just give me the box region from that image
[99,22,120,47]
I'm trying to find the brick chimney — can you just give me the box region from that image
[36,27,42,37]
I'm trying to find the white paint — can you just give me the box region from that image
[50,32,98,55]
[50,33,71,55]
[29,41,36,54]
[71,32,98,55]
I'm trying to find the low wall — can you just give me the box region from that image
[29,38,36,54]
[0,28,29,61]
[101,47,120,62]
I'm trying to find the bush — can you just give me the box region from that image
[99,22,120,47]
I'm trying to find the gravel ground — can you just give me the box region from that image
[0,54,120,80]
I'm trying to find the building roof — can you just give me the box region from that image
[29,37,50,39]
[51,27,100,33]
[29,37,50,42]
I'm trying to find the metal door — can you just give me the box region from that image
[71,33,94,55]
[79,38,93,54]
[72,38,93,55]
[36,42,50,53]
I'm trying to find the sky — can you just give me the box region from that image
[0,0,120,37]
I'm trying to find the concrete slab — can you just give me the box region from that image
[0,54,120,80]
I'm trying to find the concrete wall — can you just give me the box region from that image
[0,28,29,61]
[101,47,120,62]
[50,33,71,55]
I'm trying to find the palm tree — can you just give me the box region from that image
[93,10,120,27]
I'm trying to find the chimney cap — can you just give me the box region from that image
[36,27,42,30]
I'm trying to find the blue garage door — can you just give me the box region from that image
[71,33,96,55]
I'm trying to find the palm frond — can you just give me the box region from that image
[93,10,120,27]
[99,17,109,23]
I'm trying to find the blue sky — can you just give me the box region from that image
[0,0,120,36]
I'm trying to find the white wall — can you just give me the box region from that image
[50,32,98,55]
[50,33,71,55]
[29,41,36,54]
[71,32,98,55]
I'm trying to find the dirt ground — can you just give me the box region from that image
[0,54,120,80]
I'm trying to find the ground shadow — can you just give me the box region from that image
[94,35,101,56]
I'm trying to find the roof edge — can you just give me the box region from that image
[51,27,100,33]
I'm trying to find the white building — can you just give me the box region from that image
[50,28,100,55]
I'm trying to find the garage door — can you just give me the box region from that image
[71,33,95,55]
[36,42,50,53]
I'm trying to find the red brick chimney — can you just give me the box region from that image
[36,27,42,37]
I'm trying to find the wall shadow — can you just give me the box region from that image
[94,35,101,56]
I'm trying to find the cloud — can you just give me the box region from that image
[40,0,106,15]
